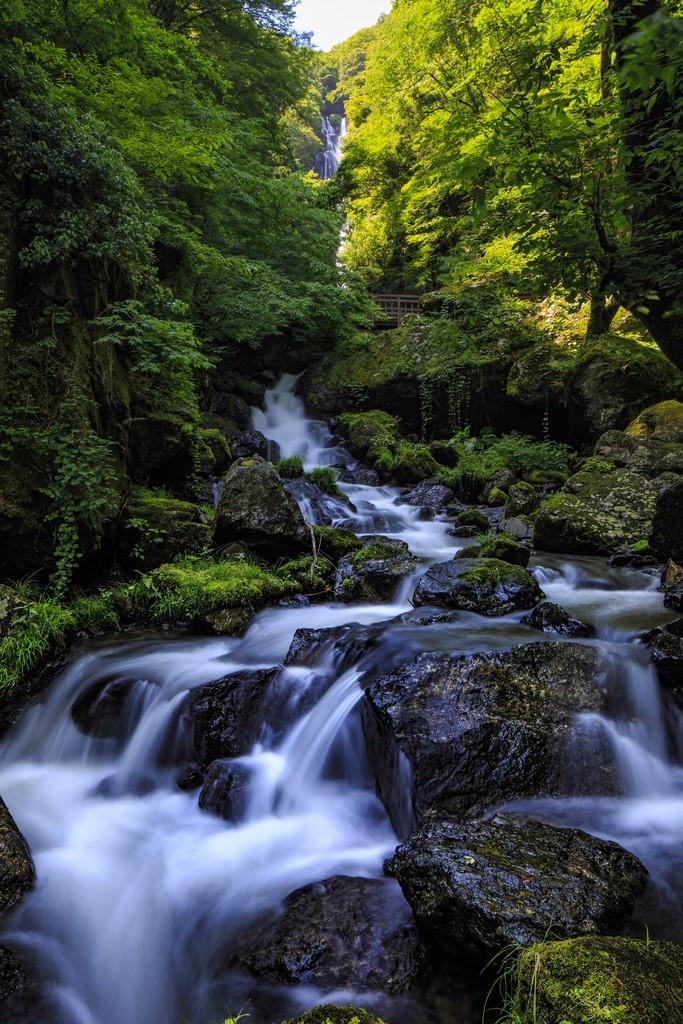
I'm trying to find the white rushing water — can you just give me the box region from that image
[1,373,683,1023]
[315,116,347,180]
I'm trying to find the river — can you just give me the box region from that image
[1,374,681,1024]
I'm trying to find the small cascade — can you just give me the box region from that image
[315,115,347,180]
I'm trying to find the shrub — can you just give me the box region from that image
[309,466,343,496]
[277,456,305,478]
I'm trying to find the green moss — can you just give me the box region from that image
[281,1006,387,1024]
[460,557,532,587]
[308,466,343,496]
[352,540,403,568]
[277,456,305,479]
[339,412,439,483]
[276,555,334,593]
[457,509,491,531]
[456,532,527,565]
[313,526,363,562]
[630,539,651,554]
[488,486,508,505]
[122,488,211,570]
[508,936,683,1024]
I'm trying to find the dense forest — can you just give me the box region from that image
[1,2,683,1024]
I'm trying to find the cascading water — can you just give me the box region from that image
[315,116,347,181]
[1,373,683,1023]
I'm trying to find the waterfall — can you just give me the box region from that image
[315,115,347,180]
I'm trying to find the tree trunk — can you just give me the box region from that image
[631,303,683,373]
[586,292,620,338]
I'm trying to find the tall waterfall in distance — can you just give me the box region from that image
[315,115,347,179]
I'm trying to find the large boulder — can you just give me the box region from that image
[362,643,611,834]
[0,798,34,914]
[505,481,540,518]
[230,429,279,463]
[119,491,211,571]
[626,399,683,443]
[335,540,418,603]
[650,472,683,563]
[386,815,646,956]
[595,429,683,477]
[412,558,543,616]
[231,876,424,995]
[512,936,683,1024]
[534,460,658,556]
[181,668,279,769]
[213,457,310,559]
[642,618,683,704]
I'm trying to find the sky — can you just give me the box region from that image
[294,0,391,51]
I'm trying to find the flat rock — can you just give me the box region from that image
[387,815,647,956]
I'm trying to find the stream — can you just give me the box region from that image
[1,374,682,1024]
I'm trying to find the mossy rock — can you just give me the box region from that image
[120,490,211,571]
[413,557,543,616]
[456,533,530,567]
[282,1005,387,1024]
[626,399,683,444]
[505,481,540,518]
[456,508,491,532]
[338,410,400,457]
[534,461,658,556]
[512,936,683,1023]
[313,526,363,562]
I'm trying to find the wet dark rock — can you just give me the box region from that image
[642,618,683,705]
[362,643,611,833]
[71,677,143,738]
[661,560,683,611]
[608,552,659,568]
[182,668,279,768]
[500,516,534,541]
[386,814,647,956]
[285,623,377,670]
[210,391,251,426]
[0,798,34,914]
[213,457,310,559]
[0,946,27,1004]
[522,601,593,638]
[651,472,683,563]
[450,524,480,539]
[197,607,254,637]
[413,558,543,616]
[335,540,418,603]
[198,760,252,821]
[230,429,280,463]
[231,876,424,994]
[284,479,351,528]
[404,480,454,510]
[338,466,381,486]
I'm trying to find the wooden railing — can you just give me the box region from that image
[372,294,422,326]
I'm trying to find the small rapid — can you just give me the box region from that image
[1,374,682,1023]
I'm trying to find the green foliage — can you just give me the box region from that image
[440,430,573,494]
[338,0,683,366]
[277,456,305,479]
[308,467,342,496]
[312,526,363,562]
[352,540,402,568]
[0,597,76,694]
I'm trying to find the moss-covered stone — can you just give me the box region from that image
[511,936,683,1024]
[456,508,491,532]
[456,533,530,567]
[338,410,401,458]
[413,558,543,615]
[120,489,211,570]
[313,526,363,562]
[626,399,683,444]
[505,481,540,518]
[282,1007,387,1024]
[534,460,658,556]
